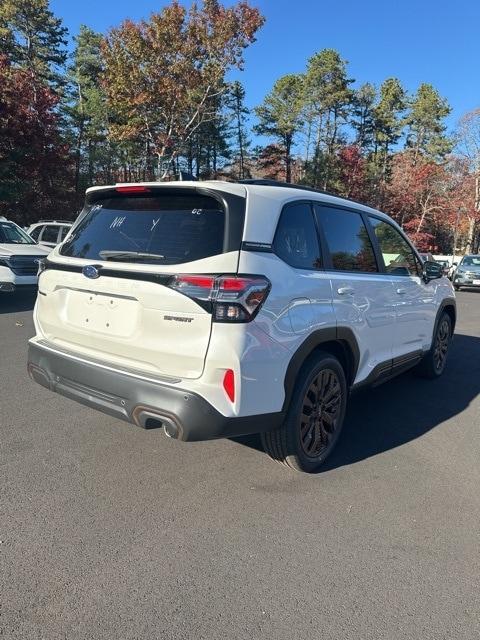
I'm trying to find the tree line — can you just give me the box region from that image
[0,0,479,253]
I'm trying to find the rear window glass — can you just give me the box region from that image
[61,194,225,265]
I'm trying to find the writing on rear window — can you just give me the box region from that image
[110,216,126,229]
[61,195,225,265]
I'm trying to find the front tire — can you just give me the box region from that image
[261,352,347,473]
[416,312,452,379]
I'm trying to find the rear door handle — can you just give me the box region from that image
[337,286,355,296]
[396,288,407,295]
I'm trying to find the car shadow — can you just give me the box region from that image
[0,290,37,314]
[232,333,480,472]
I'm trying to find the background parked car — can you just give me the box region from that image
[26,221,73,248]
[452,255,480,291]
[435,259,451,275]
[419,252,435,263]
[0,217,50,292]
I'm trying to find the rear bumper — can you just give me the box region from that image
[27,340,283,441]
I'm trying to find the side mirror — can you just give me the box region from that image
[423,260,443,282]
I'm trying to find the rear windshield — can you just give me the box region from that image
[60,194,225,265]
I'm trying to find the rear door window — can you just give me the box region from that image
[61,194,226,265]
[314,206,378,273]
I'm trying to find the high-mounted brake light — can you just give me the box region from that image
[168,274,271,322]
[115,185,151,193]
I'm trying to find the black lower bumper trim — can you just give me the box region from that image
[27,341,283,441]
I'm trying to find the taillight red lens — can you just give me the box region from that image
[223,369,235,402]
[175,275,215,289]
[219,277,251,291]
[169,274,215,301]
[168,274,271,322]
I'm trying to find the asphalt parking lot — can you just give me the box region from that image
[1,290,480,639]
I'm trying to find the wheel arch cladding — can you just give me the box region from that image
[282,327,360,412]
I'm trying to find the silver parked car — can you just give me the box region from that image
[452,255,480,290]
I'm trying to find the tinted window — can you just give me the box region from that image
[273,202,321,270]
[369,217,421,277]
[41,225,59,244]
[29,226,41,241]
[314,206,377,273]
[59,226,70,241]
[61,195,225,265]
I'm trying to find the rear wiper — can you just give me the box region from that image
[98,250,166,262]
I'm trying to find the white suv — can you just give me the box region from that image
[26,220,73,248]
[0,217,50,293]
[27,181,456,472]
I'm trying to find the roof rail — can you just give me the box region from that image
[235,179,369,207]
[236,179,334,196]
[35,219,73,224]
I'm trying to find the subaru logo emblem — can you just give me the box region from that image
[83,265,100,279]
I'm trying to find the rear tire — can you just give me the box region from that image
[416,312,452,379]
[261,352,347,473]
[454,284,460,291]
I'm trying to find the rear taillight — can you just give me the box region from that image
[168,274,271,322]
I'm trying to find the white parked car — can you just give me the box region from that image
[28,180,456,472]
[26,220,73,248]
[0,217,50,293]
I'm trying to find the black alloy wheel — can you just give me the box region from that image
[261,352,347,473]
[299,369,342,458]
[433,316,451,374]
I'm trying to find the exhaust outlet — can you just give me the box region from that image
[133,407,182,439]
[163,422,179,439]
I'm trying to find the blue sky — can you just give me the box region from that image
[52,0,479,132]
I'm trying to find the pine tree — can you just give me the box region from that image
[405,83,452,162]
[303,49,354,189]
[68,25,113,193]
[371,77,407,201]
[351,82,376,151]
[225,81,250,179]
[254,74,304,182]
[0,0,67,87]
